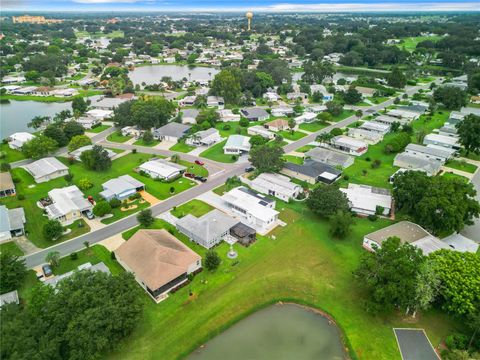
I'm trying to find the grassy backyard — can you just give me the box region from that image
[171,199,213,219]
[107,200,460,360]
[0,143,26,163]
[0,241,24,256]
[283,155,304,165]
[107,131,133,143]
[200,140,237,163]
[444,159,478,174]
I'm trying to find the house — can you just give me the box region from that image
[439,125,458,137]
[393,153,442,176]
[181,109,199,124]
[22,157,69,183]
[404,143,453,163]
[115,229,202,302]
[374,114,407,126]
[223,135,251,155]
[386,109,418,122]
[186,128,221,147]
[44,262,110,288]
[446,111,465,126]
[441,233,479,253]
[218,109,240,122]
[271,107,294,117]
[281,159,342,185]
[221,187,279,233]
[0,290,19,308]
[240,107,269,121]
[138,158,186,181]
[423,133,460,150]
[0,172,16,197]
[305,147,354,169]
[310,84,333,100]
[363,221,450,255]
[153,123,191,143]
[247,125,275,139]
[263,92,280,102]
[294,112,317,124]
[229,222,256,246]
[0,205,26,242]
[348,128,383,144]
[86,109,113,120]
[179,95,197,106]
[340,183,392,216]
[354,86,376,98]
[359,121,390,134]
[176,209,238,249]
[69,145,116,161]
[8,132,35,150]
[92,97,128,110]
[398,104,428,115]
[251,173,302,201]
[121,126,143,138]
[264,118,291,132]
[45,186,92,224]
[74,117,100,130]
[471,96,480,105]
[287,92,308,101]
[306,105,327,113]
[326,136,368,156]
[99,175,145,201]
[207,96,224,109]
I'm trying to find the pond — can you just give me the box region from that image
[0,100,72,138]
[188,304,346,360]
[128,65,219,86]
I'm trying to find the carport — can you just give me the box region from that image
[394,328,440,360]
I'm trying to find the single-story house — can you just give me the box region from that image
[306,105,327,113]
[310,84,333,100]
[441,233,479,253]
[229,222,256,246]
[446,111,465,127]
[0,290,19,308]
[271,107,294,117]
[92,97,128,110]
[340,183,392,216]
[423,133,460,150]
[139,158,187,181]
[23,157,69,183]
[325,136,368,156]
[281,159,342,185]
[247,125,275,139]
[264,118,291,132]
[153,123,191,143]
[240,107,269,121]
[179,95,197,107]
[348,128,383,145]
[121,126,143,138]
[86,109,113,120]
[218,109,240,122]
[8,132,35,150]
[0,205,26,242]
[181,109,199,124]
[363,221,450,255]
[115,229,202,302]
[393,153,442,176]
[186,128,221,147]
[263,92,280,102]
[176,209,239,249]
[44,262,110,288]
[287,92,308,101]
[294,112,317,124]
[386,109,418,122]
[69,145,116,161]
[0,172,16,197]
[404,143,453,163]
[99,175,145,201]
[305,147,354,169]
[439,125,458,137]
[251,173,302,201]
[45,185,93,224]
[74,117,101,130]
[359,121,390,134]
[221,187,279,233]
[223,135,251,155]
[354,86,376,97]
[207,96,225,109]
[374,114,407,126]
[398,104,428,115]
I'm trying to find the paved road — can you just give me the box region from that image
[22,80,440,268]
[461,167,480,241]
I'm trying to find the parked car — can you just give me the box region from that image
[42,264,53,277]
[195,160,205,166]
[245,166,255,172]
[84,210,94,219]
[194,175,207,182]
[184,172,195,178]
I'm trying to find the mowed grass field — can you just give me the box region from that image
[107,200,460,360]
[395,35,443,52]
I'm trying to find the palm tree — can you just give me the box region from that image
[45,251,60,268]
[316,132,333,144]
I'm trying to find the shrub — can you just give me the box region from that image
[128,192,141,201]
[109,198,121,208]
[371,159,382,169]
[330,128,343,136]
[343,175,350,181]
[205,250,221,271]
[110,251,116,260]
[445,334,468,351]
[239,118,249,127]
[0,162,11,172]
[231,155,238,161]
[17,194,25,200]
[70,252,78,260]
[132,149,137,154]
[93,201,112,217]
[169,186,175,194]
[368,214,378,221]
[375,206,385,215]
[12,177,20,184]
[365,157,371,162]
[64,173,74,182]
[222,124,231,131]
[78,178,93,190]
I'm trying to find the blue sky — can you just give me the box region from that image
[2,0,479,12]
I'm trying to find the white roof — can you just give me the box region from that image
[222,187,278,223]
[139,159,186,178]
[23,157,68,179]
[424,133,459,147]
[252,173,300,194]
[332,136,368,150]
[46,185,92,218]
[86,109,113,119]
[224,135,251,151]
[360,121,390,132]
[341,183,391,213]
[442,233,479,253]
[295,112,316,122]
[9,132,35,143]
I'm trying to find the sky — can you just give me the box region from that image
[1,0,479,12]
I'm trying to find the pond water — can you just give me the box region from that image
[0,100,72,138]
[128,65,219,86]
[188,304,346,360]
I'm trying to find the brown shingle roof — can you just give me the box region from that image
[0,172,15,192]
[115,229,201,291]
[265,118,289,128]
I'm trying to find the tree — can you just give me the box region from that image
[302,60,334,84]
[68,134,91,152]
[355,237,426,314]
[22,135,58,159]
[93,201,112,217]
[205,250,221,271]
[131,97,176,129]
[456,114,480,155]
[137,209,154,227]
[326,101,343,117]
[329,210,353,238]
[343,87,362,104]
[211,69,242,104]
[384,132,410,153]
[63,121,85,140]
[433,86,467,110]
[28,115,50,129]
[71,97,88,114]
[78,178,93,190]
[249,143,285,173]
[306,184,349,218]
[45,251,60,267]
[142,130,154,144]
[409,261,440,317]
[80,145,112,171]
[386,67,407,88]
[429,250,480,317]
[43,220,64,240]
[288,118,296,133]
[0,253,27,293]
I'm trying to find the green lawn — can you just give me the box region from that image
[278,130,307,141]
[411,110,450,144]
[299,121,328,132]
[179,160,209,177]
[107,131,133,143]
[0,241,24,256]
[215,121,264,137]
[133,139,160,147]
[0,143,26,163]
[101,198,150,225]
[396,35,442,52]
[331,110,356,122]
[296,145,316,153]
[53,244,124,276]
[75,30,124,39]
[442,172,469,182]
[444,159,478,174]
[86,124,111,133]
[367,96,390,105]
[169,142,196,153]
[171,199,213,219]
[283,155,304,165]
[109,201,460,360]
[459,150,480,161]
[200,140,238,163]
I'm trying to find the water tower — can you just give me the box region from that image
[246,11,253,31]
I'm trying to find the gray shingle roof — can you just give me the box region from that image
[154,122,191,138]
[176,209,238,243]
[284,159,341,179]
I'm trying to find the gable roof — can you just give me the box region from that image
[305,147,353,168]
[154,122,191,138]
[23,157,68,179]
[283,159,341,179]
[176,209,238,243]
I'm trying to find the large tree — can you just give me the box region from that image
[456,114,480,155]
[68,134,92,152]
[210,69,242,104]
[80,145,112,171]
[386,67,407,89]
[249,143,285,173]
[22,135,58,160]
[130,97,176,130]
[44,124,68,147]
[302,60,334,84]
[306,184,349,218]
[433,86,467,110]
[63,121,85,140]
[0,254,27,293]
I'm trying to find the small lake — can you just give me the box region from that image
[0,100,72,138]
[189,304,346,360]
[128,65,219,86]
